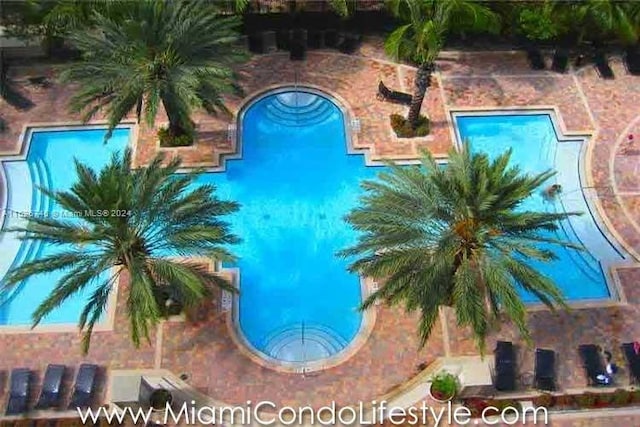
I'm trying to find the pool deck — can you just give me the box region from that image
[1,38,640,424]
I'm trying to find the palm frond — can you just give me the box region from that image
[342,142,575,351]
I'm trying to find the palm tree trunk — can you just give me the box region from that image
[162,99,189,136]
[407,61,434,129]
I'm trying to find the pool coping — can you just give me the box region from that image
[217,85,379,373]
[0,120,138,333]
[448,107,637,310]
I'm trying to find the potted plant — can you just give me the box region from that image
[429,371,459,402]
[149,388,173,411]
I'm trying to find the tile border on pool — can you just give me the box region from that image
[224,268,378,374]
[448,107,638,309]
[0,121,137,333]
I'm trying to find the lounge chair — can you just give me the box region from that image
[337,32,361,54]
[526,48,545,70]
[621,342,640,385]
[5,368,31,415]
[551,49,569,73]
[249,31,277,54]
[594,52,614,79]
[377,81,412,105]
[578,344,610,386]
[68,364,98,409]
[35,364,66,410]
[494,341,516,391]
[290,29,307,61]
[308,30,325,49]
[624,47,640,75]
[534,349,556,391]
[324,29,339,48]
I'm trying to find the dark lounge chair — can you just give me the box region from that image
[621,343,640,385]
[526,48,545,70]
[494,341,516,391]
[624,47,640,75]
[68,364,98,409]
[290,29,307,61]
[308,30,325,49]
[552,49,569,73]
[324,29,339,48]
[337,32,361,54]
[35,364,66,410]
[534,349,556,391]
[578,344,610,386]
[249,31,277,54]
[377,81,412,105]
[594,52,614,79]
[5,368,31,415]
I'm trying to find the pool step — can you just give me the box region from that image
[0,161,46,309]
[6,159,49,279]
[262,323,349,362]
[264,102,333,126]
[263,96,335,127]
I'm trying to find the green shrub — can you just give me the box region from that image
[158,127,194,147]
[574,392,597,408]
[630,389,640,404]
[429,371,459,401]
[595,392,615,407]
[533,393,554,408]
[390,114,430,138]
[610,389,631,406]
[554,394,576,408]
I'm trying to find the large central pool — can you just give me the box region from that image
[199,91,376,364]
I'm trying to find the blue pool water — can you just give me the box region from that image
[0,128,129,325]
[196,92,376,362]
[456,114,623,302]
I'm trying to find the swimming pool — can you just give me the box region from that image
[0,128,130,325]
[454,112,625,302]
[200,90,377,365]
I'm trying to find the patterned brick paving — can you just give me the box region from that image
[1,39,640,423]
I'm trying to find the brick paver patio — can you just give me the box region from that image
[1,38,640,425]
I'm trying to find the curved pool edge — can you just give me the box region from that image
[449,108,638,307]
[224,267,378,374]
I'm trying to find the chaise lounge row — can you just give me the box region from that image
[492,341,640,393]
[493,341,557,392]
[525,46,640,78]
[5,364,99,416]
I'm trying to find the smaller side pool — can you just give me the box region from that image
[0,128,130,326]
[454,113,625,302]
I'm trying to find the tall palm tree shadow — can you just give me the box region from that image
[1,82,35,111]
[1,55,35,111]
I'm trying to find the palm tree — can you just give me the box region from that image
[569,0,639,46]
[340,145,579,352]
[42,0,130,36]
[385,0,499,129]
[61,0,248,141]
[1,149,240,353]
